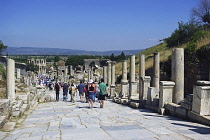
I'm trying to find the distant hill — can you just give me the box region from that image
[4,47,144,56]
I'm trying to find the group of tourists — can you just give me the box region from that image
[54,78,109,109]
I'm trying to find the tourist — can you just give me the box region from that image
[87,79,95,109]
[105,84,110,100]
[54,82,60,102]
[84,82,89,103]
[77,80,85,102]
[98,78,108,108]
[69,83,76,103]
[62,82,69,101]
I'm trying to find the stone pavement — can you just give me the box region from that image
[1,92,210,140]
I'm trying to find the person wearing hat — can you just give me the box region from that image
[87,79,96,109]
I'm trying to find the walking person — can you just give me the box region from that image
[87,80,95,109]
[62,82,69,101]
[98,78,108,108]
[54,82,60,102]
[77,80,85,102]
[84,82,89,103]
[69,83,76,103]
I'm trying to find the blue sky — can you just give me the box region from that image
[0,0,200,51]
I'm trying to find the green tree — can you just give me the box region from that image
[26,63,39,73]
[65,55,97,68]
[54,56,60,62]
[164,21,199,47]
[0,40,7,55]
[110,53,115,61]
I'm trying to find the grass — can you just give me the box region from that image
[115,33,210,76]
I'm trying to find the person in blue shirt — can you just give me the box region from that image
[77,80,85,102]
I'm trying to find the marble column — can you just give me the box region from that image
[172,48,184,104]
[153,52,160,91]
[6,58,15,101]
[129,55,137,100]
[103,66,107,84]
[107,61,112,87]
[69,65,73,75]
[88,69,91,82]
[121,60,128,98]
[110,61,116,97]
[139,54,145,100]
[16,68,21,80]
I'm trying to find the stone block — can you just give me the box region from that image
[3,122,16,131]
[175,105,188,119]
[12,111,20,117]
[152,98,159,107]
[16,93,30,104]
[165,103,188,119]
[121,99,128,105]
[192,86,210,116]
[129,102,139,109]
[188,111,210,127]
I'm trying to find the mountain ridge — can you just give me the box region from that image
[4,47,144,56]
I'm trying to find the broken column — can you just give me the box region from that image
[6,58,15,101]
[121,60,128,98]
[172,48,184,104]
[103,66,107,84]
[110,61,116,97]
[129,55,137,100]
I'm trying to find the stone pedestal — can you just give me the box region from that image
[159,81,175,108]
[129,82,137,100]
[172,48,184,104]
[140,76,151,101]
[6,59,15,101]
[192,85,210,116]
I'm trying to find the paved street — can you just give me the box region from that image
[1,92,210,140]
